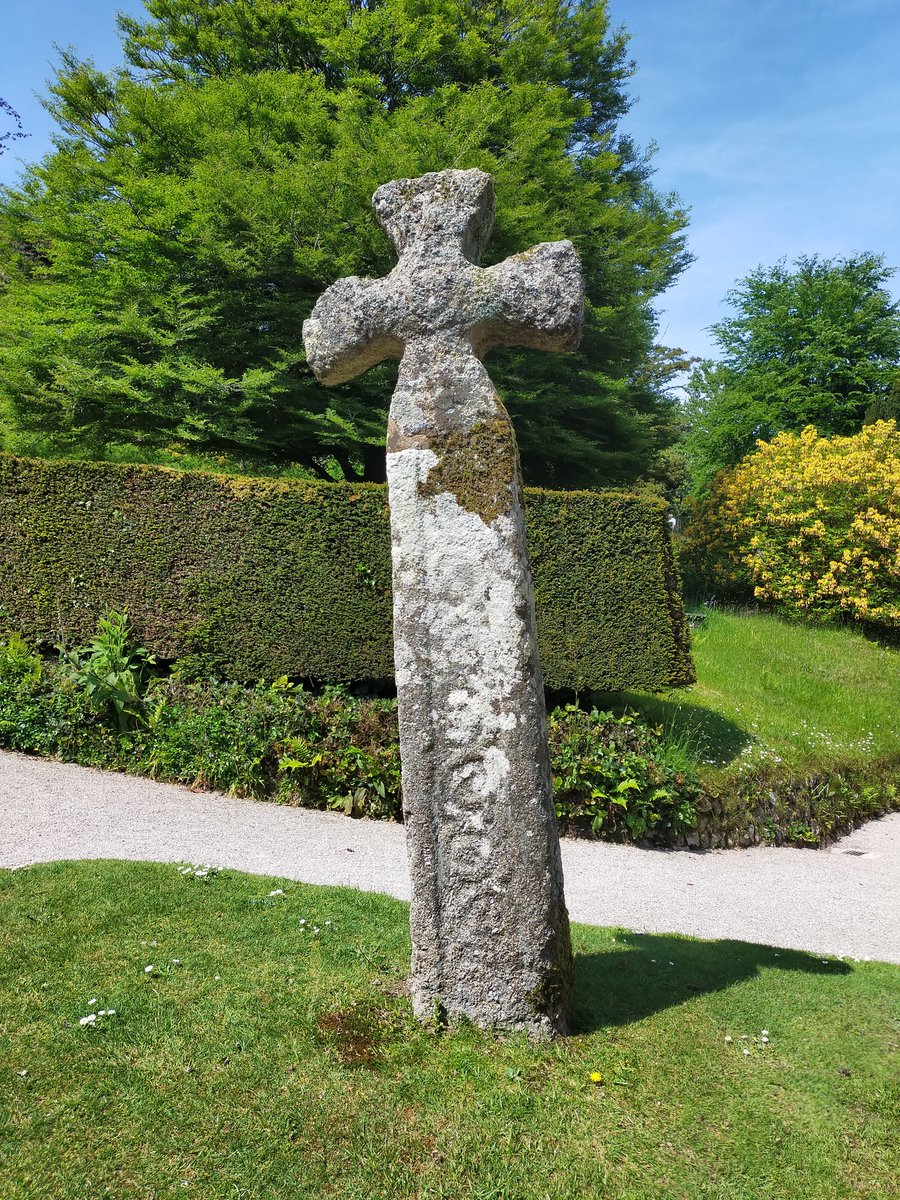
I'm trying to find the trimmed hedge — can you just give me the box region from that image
[691,761,898,850]
[0,454,693,691]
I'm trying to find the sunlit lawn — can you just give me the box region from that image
[2,860,897,1199]
[602,607,900,776]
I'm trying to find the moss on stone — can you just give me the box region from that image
[523,919,574,1035]
[418,417,520,524]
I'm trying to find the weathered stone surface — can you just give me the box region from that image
[303,168,583,1036]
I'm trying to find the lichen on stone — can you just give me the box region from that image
[418,415,520,524]
[303,168,582,1037]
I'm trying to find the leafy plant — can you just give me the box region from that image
[278,688,400,818]
[682,253,900,493]
[0,631,42,682]
[3,614,898,849]
[0,1,690,488]
[139,677,294,794]
[57,610,156,730]
[548,705,698,840]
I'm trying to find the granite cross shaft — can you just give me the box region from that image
[303,168,583,1036]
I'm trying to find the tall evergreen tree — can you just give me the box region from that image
[0,0,690,485]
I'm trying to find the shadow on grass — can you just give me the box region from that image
[572,931,851,1032]
[591,690,752,768]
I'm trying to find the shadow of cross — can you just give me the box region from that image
[303,168,584,1038]
[572,932,852,1032]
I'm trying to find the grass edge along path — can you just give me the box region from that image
[2,605,899,848]
[599,607,900,846]
[1,860,897,1200]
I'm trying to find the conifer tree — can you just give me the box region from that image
[0,0,690,485]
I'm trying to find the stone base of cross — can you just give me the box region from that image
[304,169,584,1036]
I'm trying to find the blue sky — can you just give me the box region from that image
[0,0,147,178]
[608,0,900,359]
[2,0,898,362]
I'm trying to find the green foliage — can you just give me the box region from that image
[674,520,755,605]
[548,704,698,839]
[0,453,694,692]
[0,630,41,680]
[140,677,305,795]
[0,644,96,759]
[0,0,690,489]
[683,253,900,494]
[57,609,155,730]
[277,688,402,818]
[4,602,899,848]
[864,376,900,425]
[699,762,898,850]
[0,623,698,846]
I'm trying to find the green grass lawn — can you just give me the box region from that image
[2,861,897,1200]
[604,607,900,777]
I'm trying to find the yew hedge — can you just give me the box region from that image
[0,455,693,692]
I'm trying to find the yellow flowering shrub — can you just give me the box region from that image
[682,421,900,627]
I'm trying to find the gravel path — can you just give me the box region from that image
[2,750,898,964]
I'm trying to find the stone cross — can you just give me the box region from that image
[303,168,583,1036]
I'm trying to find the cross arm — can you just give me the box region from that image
[303,276,402,386]
[476,240,584,356]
